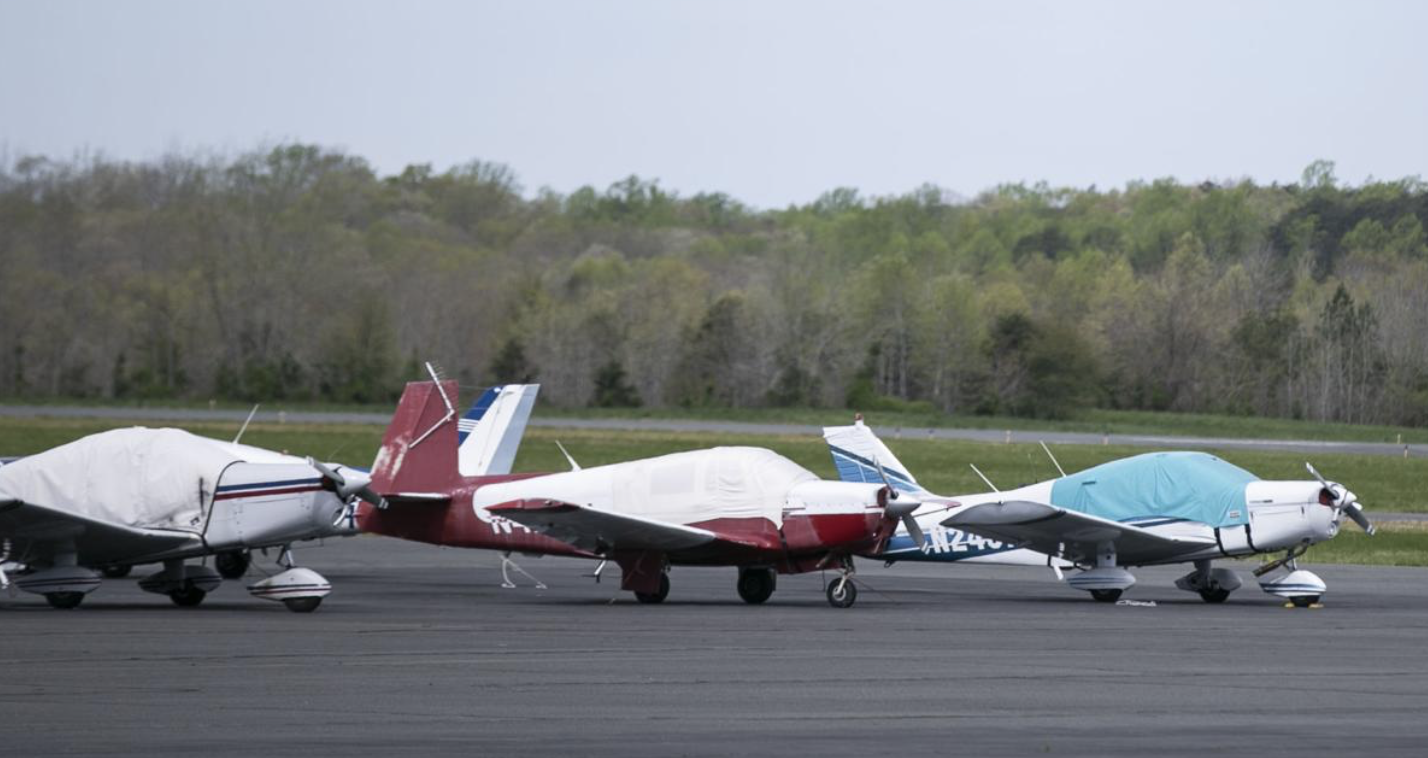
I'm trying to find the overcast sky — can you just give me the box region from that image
[2,1,1425,208]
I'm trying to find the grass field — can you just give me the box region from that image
[6,396,1427,445]
[2,416,1425,567]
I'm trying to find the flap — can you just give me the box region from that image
[943,500,1215,566]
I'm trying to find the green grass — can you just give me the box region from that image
[5,396,1427,445]
[3,417,1424,565]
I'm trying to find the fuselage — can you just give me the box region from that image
[361,447,895,573]
[880,459,1341,568]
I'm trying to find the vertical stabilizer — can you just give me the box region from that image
[823,418,926,495]
[371,380,461,494]
[458,384,540,476]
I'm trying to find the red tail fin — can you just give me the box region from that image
[371,380,461,494]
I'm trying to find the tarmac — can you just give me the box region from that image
[4,536,1428,757]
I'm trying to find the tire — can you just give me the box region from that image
[1090,589,1122,603]
[634,574,670,604]
[1199,586,1231,604]
[215,550,251,580]
[826,579,857,609]
[737,568,776,605]
[101,565,132,579]
[1290,595,1319,608]
[169,584,207,607]
[282,596,323,613]
[46,592,85,609]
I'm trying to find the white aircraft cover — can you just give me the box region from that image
[0,428,242,533]
[476,446,818,528]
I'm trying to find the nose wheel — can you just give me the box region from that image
[826,578,858,608]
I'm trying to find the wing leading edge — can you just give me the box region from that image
[943,500,1215,566]
[488,500,774,554]
[0,497,201,565]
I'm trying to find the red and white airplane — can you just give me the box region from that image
[359,378,919,607]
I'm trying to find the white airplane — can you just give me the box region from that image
[0,383,540,612]
[824,419,1374,606]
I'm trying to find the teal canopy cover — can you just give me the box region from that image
[1049,452,1259,527]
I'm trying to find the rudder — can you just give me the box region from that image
[371,380,461,495]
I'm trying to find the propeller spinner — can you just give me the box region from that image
[1305,462,1375,535]
[309,457,388,526]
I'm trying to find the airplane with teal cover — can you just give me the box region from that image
[824,419,1374,606]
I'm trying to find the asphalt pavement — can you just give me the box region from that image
[3,536,1427,757]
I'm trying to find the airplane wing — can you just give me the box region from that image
[943,500,1216,566]
[489,500,765,554]
[0,497,201,565]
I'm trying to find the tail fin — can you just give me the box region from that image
[457,384,540,476]
[823,417,926,495]
[371,380,461,495]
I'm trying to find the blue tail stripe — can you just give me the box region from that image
[456,386,502,445]
[828,446,922,494]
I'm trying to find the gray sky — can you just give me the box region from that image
[2,0,1425,209]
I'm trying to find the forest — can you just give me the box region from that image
[1,146,1425,425]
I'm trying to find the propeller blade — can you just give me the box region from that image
[309,457,388,509]
[1305,462,1331,490]
[901,514,929,552]
[1344,503,1376,535]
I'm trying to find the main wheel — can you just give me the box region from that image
[169,584,207,607]
[1199,586,1231,604]
[737,568,776,604]
[46,592,85,609]
[634,574,670,604]
[1289,595,1320,608]
[1090,589,1122,603]
[215,550,251,579]
[826,579,857,608]
[101,565,132,579]
[282,597,323,613]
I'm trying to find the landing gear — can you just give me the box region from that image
[1090,589,1122,603]
[1199,587,1231,604]
[1068,542,1136,602]
[215,550,251,579]
[1175,560,1242,604]
[169,583,207,607]
[45,591,85,609]
[737,567,777,604]
[282,597,323,613]
[634,573,670,604]
[826,579,858,608]
[825,555,858,608]
[101,565,132,579]
[1255,545,1327,608]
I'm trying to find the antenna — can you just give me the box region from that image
[410,360,458,447]
[554,440,582,471]
[969,463,999,492]
[233,404,260,444]
[1039,440,1066,477]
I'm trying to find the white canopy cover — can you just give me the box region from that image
[0,427,245,533]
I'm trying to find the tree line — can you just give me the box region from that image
[2,147,1425,425]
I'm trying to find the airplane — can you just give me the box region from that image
[359,377,920,607]
[0,428,379,611]
[0,382,541,612]
[824,418,1374,606]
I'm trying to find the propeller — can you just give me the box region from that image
[873,457,929,552]
[1305,462,1375,535]
[309,457,388,523]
